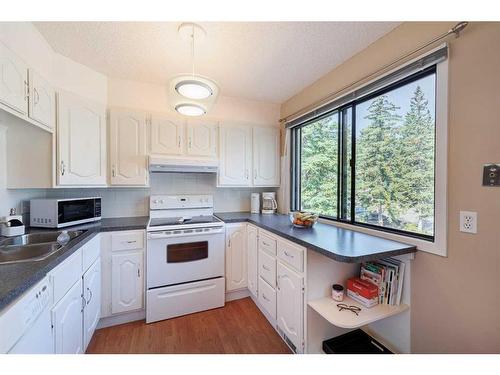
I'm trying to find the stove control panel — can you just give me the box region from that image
[150,195,213,210]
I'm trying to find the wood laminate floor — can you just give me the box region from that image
[86,297,292,354]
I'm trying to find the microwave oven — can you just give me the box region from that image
[30,197,101,228]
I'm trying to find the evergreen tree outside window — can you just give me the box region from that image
[292,67,437,240]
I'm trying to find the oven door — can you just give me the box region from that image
[146,229,225,288]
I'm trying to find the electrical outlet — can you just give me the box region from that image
[460,211,477,234]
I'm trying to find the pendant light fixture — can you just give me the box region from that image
[169,23,219,116]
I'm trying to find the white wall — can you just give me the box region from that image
[108,77,280,126]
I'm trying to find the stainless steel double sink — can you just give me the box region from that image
[0,230,86,265]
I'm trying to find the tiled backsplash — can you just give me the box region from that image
[2,173,276,219]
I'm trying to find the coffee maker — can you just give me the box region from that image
[261,192,277,214]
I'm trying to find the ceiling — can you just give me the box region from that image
[34,22,400,103]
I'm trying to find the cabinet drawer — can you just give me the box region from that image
[111,231,144,252]
[258,277,276,320]
[82,235,100,272]
[258,231,277,255]
[258,249,276,287]
[277,239,305,273]
[49,248,82,304]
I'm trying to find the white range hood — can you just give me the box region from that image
[149,157,218,173]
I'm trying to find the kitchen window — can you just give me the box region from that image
[291,64,443,243]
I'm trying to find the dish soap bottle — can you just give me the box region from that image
[57,230,70,245]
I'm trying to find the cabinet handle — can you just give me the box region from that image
[262,264,270,271]
[60,161,65,176]
[262,294,269,302]
[126,240,137,244]
[254,169,257,179]
[112,166,116,177]
[24,80,29,101]
[34,88,39,105]
[81,294,86,312]
[86,287,93,305]
[245,169,249,179]
[228,239,231,247]
[188,137,192,149]
[178,136,181,148]
[284,250,294,258]
[137,268,141,278]
[277,275,281,290]
[262,241,269,246]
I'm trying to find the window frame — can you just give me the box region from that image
[290,60,449,256]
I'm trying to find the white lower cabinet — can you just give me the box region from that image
[83,259,101,349]
[246,224,258,297]
[277,262,304,353]
[49,235,102,354]
[225,223,247,292]
[245,226,306,353]
[111,250,143,314]
[52,278,84,354]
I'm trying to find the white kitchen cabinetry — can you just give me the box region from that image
[253,127,280,186]
[83,259,101,350]
[218,124,252,186]
[277,262,304,353]
[111,251,144,314]
[187,121,218,157]
[150,114,184,156]
[225,223,247,291]
[57,92,106,186]
[52,278,84,354]
[0,42,28,116]
[109,109,148,186]
[28,69,54,129]
[246,224,258,297]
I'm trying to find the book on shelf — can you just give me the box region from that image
[360,258,405,306]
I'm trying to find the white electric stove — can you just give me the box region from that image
[146,195,225,323]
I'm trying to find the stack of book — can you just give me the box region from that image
[359,258,405,306]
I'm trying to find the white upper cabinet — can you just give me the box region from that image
[57,92,107,186]
[109,109,148,186]
[0,42,28,115]
[218,124,252,186]
[225,223,248,292]
[253,127,280,186]
[277,262,304,352]
[28,69,54,129]
[150,114,184,156]
[186,120,218,157]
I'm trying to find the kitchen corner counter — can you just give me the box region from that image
[0,216,149,312]
[214,212,417,263]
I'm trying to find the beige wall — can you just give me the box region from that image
[108,77,281,126]
[281,22,500,353]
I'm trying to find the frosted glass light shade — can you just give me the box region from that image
[175,103,206,116]
[175,80,213,99]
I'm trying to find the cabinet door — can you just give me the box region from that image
[218,125,252,186]
[83,258,101,350]
[253,127,280,186]
[225,224,247,291]
[247,225,258,297]
[28,69,54,129]
[52,279,84,354]
[0,42,28,115]
[57,92,106,186]
[186,121,218,157]
[109,109,148,186]
[277,262,303,353]
[111,251,143,314]
[150,114,184,155]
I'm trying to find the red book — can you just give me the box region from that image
[347,277,379,300]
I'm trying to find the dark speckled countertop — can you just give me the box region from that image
[0,216,149,312]
[214,212,417,263]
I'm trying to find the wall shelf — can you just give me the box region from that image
[308,296,409,329]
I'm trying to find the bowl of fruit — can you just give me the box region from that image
[290,211,319,228]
